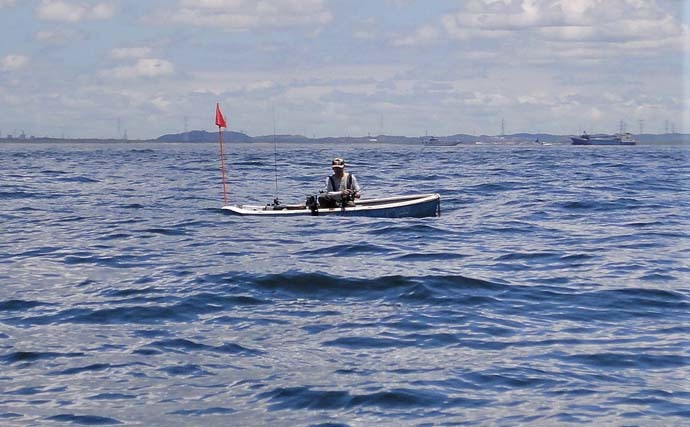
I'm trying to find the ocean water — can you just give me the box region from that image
[1,141,689,426]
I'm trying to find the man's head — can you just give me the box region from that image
[331,158,345,175]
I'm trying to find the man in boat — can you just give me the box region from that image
[318,157,361,208]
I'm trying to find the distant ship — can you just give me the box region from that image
[423,136,461,146]
[571,132,636,145]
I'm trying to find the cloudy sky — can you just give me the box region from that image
[1,0,688,139]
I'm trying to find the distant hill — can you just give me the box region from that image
[252,134,312,143]
[3,131,688,145]
[443,133,690,145]
[140,130,690,145]
[156,130,252,143]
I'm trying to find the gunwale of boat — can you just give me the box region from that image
[221,193,440,216]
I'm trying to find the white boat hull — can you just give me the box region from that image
[222,193,441,218]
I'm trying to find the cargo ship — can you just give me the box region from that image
[571,132,636,145]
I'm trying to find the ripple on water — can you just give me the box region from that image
[45,414,123,425]
[1,142,688,426]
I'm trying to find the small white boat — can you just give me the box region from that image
[211,106,440,219]
[223,193,441,218]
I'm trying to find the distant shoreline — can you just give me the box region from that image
[1,133,689,145]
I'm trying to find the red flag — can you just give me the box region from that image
[215,103,227,128]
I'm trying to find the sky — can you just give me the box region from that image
[1,0,688,139]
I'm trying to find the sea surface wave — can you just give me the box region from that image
[1,142,689,426]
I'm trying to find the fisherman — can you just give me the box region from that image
[318,157,361,208]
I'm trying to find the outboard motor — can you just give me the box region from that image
[305,195,319,216]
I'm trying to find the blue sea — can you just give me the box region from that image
[1,141,689,426]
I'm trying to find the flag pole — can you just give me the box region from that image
[219,124,228,205]
[215,103,229,205]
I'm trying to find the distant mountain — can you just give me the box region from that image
[151,131,690,145]
[156,130,252,143]
[156,131,423,144]
[252,134,312,143]
[3,131,688,145]
[505,133,572,143]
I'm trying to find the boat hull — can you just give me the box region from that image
[571,133,636,145]
[222,193,441,218]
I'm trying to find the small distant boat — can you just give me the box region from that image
[571,132,636,145]
[423,136,460,147]
[223,193,441,218]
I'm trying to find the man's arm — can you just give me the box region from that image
[351,175,361,198]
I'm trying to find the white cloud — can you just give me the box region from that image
[110,47,153,60]
[183,64,399,94]
[588,106,603,121]
[352,18,379,40]
[35,28,83,44]
[100,58,175,79]
[246,80,276,91]
[150,96,171,111]
[160,0,332,30]
[36,0,115,22]
[0,54,29,72]
[465,91,514,108]
[436,0,686,51]
[89,2,114,20]
[445,0,543,31]
[1,0,686,138]
[392,25,440,46]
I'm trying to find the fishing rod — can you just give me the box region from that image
[272,106,279,206]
